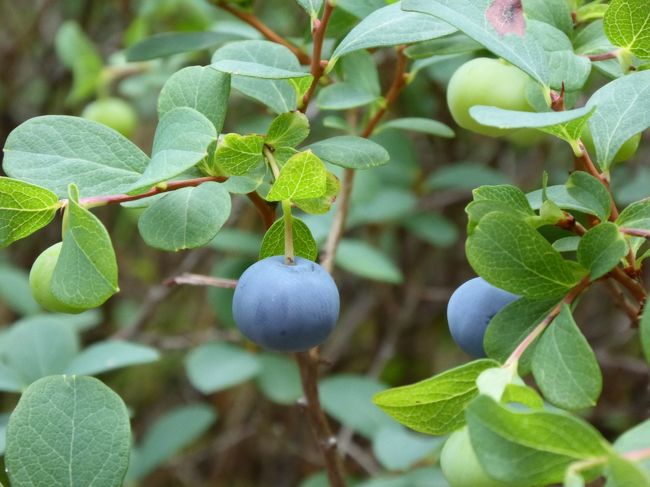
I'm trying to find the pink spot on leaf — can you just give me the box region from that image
[486,0,526,37]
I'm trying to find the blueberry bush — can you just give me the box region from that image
[0,0,649,486]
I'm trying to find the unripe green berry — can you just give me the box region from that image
[82,97,138,137]
[581,127,641,164]
[447,58,535,137]
[441,428,515,487]
[29,243,86,314]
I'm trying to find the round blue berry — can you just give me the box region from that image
[447,277,519,358]
[232,256,340,352]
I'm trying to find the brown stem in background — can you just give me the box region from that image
[620,227,650,239]
[214,1,310,64]
[575,141,619,221]
[295,351,346,487]
[247,191,276,229]
[68,176,227,208]
[586,51,619,62]
[164,273,238,288]
[301,1,335,111]
[320,46,409,273]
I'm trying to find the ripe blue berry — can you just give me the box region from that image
[447,277,518,357]
[232,256,340,352]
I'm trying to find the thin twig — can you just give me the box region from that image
[504,277,591,367]
[603,279,641,326]
[247,191,276,230]
[214,1,310,64]
[65,176,227,208]
[164,273,238,288]
[320,47,410,272]
[301,1,335,111]
[620,227,650,239]
[112,249,210,340]
[585,51,619,62]
[295,351,346,487]
[575,141,619,221]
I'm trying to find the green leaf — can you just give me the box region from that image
[426,163,509,190]
[337,0,386,18]
[527,173,612,222]
[340,50,382,97]
[371,425,443,472]
[127,404,216,482]
[214,133,265,176]
[466,211,587,298]
[296,0,323,18]
[158,65,231,132]
[266,151,327,201]
[5,376,131,487]
[585,70,650,169]
[0,261,40,315]
[254,353,302,405]
[131,107,217,190]
[405,31,483,58]
[577,222,628,280]
[466,185,534,230]
[186,342,260,394]
[307,136,390,169]
[52,185,118,309]
[532,305,603,410]
[316,82,378,110]
[294,171,340,215]
[138,182,231,251]
[0,364,23,394]
[553,236,581,253]
[403,0,550,86]
[3,116,149,198]
[336,239,403,283]
[469,105,593,141]
[485,297,560,373]
[377,117,455,138]
[260,216,318,261]
[65,341,160,376]
[221,163,267,194]
[331,1,456,63]
[0,317,79,387]
[54,21,103,104]
[373,359,498,435]
[321,375,395,439]
[126,31,226,61]
[606,455,650,487]
[617,198,650,230]
[523,0,573,35]
[266,112,310,149]
[402,213,459,248]
[0,178,60,247]
[212,60,310,80]
[641,300,650,364]
[212,40,301,113]
[577,4,610,23]
[611,419,650,476]
[466,395,611,486]
[604,0,650,60]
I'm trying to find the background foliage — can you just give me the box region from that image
[0,0,648,486]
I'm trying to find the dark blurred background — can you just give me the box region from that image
[0,1,648,485]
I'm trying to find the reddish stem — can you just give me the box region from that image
[586,51,619,62]
[215,1,310,65]
[301,1,335,111]
[295,350,346,487]
[505,277,591,367]
[65,176,227,208]
[247,191,276,230]
[620,227,650,239]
